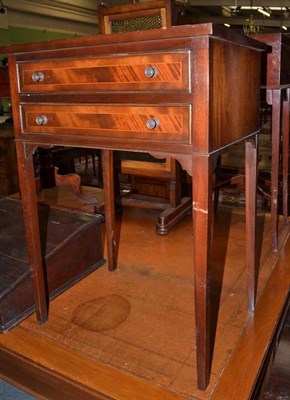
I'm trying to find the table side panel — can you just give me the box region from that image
[210,38,261,151]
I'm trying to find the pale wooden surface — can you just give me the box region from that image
[0,193,289,399]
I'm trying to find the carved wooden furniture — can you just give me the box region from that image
[251,33,290,251]
[97,0,191,235]
[0,198,105,333]
[1,24,266,390]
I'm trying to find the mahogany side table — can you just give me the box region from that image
[1,24,266,390]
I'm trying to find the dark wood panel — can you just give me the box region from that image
[211,39,261,151]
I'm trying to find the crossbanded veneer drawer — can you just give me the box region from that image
[18,52,190,93]
[21,104,191,143]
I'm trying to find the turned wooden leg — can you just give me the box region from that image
[15,141,48,324]
[245,136,258,311]
[191,154,213,390]
[270,90,282,251]
[282,89,290,224]
[102,149,118,271]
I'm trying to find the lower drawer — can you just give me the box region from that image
[20,104,191,144]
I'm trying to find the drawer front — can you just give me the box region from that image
[18,52,190,93]
[21,104,191,144]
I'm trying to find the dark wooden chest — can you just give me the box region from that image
[0,198,105,332]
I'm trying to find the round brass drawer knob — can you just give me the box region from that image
[144,66,158,78]
[146,118,159,130]
[35,115,48,126]
[31,71,44,82]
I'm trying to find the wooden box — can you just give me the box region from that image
[0,198,105,333]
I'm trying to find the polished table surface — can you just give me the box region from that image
[0,23,266,390]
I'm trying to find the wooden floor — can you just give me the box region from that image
[0,187,289,400]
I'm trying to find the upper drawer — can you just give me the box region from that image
[20,104,191,144]
[18,52,190,93]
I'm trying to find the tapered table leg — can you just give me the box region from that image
[282,89,290,224]
[15,141,48,324]
[102,149,118,271]
[191,154,213,391]
[269,90,282,251]
[245,136,258,311]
